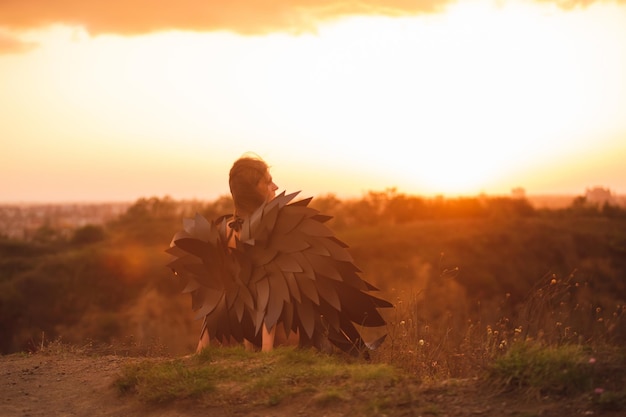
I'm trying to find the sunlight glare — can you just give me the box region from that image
[2,0,625,201]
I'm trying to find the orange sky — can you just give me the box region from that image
[1,0,625,202]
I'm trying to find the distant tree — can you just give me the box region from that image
[32,224,66,245]
[384,192,428,223]
[446,197,486,218]
[108,196,181,243]
[485,197,535,218]
[71,224,106,245]
[601,202,625,218]
[200,195,234,219]
[568,196,600,216]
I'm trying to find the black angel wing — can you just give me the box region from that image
[236,191,393,356]
[167,191,393,356]
[166,214,258,345]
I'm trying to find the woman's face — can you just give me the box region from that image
[257,170,278,202]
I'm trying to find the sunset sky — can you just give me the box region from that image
[1,0,625,203]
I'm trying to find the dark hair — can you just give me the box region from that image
[229,156,269,217]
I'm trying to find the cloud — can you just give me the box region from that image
[0,0,623,46]
[0,32,38,54]
[536,0,608,8]
[0,0,451,36]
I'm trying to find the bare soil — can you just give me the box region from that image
[0,350,621,417]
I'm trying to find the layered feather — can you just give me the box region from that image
[167,191,393,355]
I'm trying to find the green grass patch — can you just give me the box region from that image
[114,346,400,411]
[114,359,216,403]
[592,389,626,412]
[487,342,593,395]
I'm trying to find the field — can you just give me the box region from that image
[1,193,625,415]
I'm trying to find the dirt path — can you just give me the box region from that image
[1,353,140,417]
[0,351,619,417]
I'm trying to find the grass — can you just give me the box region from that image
[114,345,403,412]
[112,271,626,415]
[487,342,593,395]
[115,359,216,403]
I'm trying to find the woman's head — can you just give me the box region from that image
[229,156,278,217]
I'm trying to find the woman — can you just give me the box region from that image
[170,154,392,357]
[196,155,279,352]
[228,155,279,221]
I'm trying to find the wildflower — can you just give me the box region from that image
[589,358,597,364]
[594,388,605,395]
[418,339,425,346]
[400,320,406,326]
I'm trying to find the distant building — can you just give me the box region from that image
[585,187,615,206]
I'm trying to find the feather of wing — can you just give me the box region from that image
[304,253,342,281]
[303,236,331,256]
[320,238,353,262]
[185,263,222,289]
[266,263,292,302]
[256,278,270,315]
[193,213,213,241]
[258,203,280,239]
[298,218,333,237]
[194,291,224,320]
[264,295,283,331]
[166,238,190,253]
[282,301,294,336]
[318,300,341,331]
[283,271,301,303]
[273,208,306,235]
[312,213,333,223]
[290,196,311,207]
[274,253,303,273]
[248,244,277,265]
[173,237,212,258]
[333,261,369,291]
[181,279,201,294]
[314,276,342,311]
[182,217,195,234]
[296,297,315,339]
[334,282,388,326]
[166,255,201,274]
[294,273,320,305]
[365,334,387,350]
[290,252,316,280]
[271,232,310,253]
